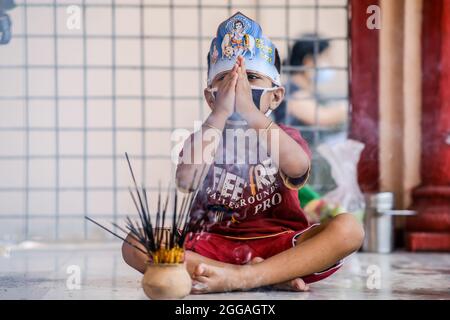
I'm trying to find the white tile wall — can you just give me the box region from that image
[0,100,25,127]
[59,131,83,155]
[0,0,348,241]
[58,100,84,127]
[29,131,55,155]
[59,159,84,187]
[0,160,25,188]
[87,100,113,127]
[28,100,55,127]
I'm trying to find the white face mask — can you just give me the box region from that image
[206,85,277,118]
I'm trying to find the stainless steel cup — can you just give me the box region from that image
[363,192,416,253]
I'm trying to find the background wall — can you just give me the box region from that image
[0,0,348,242]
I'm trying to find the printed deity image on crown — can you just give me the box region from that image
[211,13,257,64]
[208,12,280,86]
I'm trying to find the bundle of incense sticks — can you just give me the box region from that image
[86,152,206,264]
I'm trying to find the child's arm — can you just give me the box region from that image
[176,64,239,192]
[176,111,227,192]
[244,108,310,180]
[235,57,310,180]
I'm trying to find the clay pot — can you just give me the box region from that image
[142,262,192,300]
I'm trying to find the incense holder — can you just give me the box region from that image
[142,262,192,300]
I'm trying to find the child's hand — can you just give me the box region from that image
[235,56,258,116]
[213,63,239,118]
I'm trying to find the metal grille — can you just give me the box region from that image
[0,0,349,241]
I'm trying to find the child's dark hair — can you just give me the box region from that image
[285,33,330,74]
[206,48,282,79]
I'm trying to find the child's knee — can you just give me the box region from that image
[330,213,365,252]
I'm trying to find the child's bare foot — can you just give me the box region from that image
[190,257,309,294]
[191,263,240,294]
[248,257,309,292]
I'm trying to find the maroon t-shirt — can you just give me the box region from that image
[180,124,311,239]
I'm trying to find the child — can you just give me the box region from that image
[122,12,364,293]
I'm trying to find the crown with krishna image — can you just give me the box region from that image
[207,12,281,86]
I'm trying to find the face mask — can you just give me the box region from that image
[206,85,277,120]
[316,68,336,84]
[250,86,278,114]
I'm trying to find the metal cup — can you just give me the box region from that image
[363,192,416,253]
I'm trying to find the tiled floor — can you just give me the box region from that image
[0,241,449,300]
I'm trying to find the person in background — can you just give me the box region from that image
[273,34,348,146]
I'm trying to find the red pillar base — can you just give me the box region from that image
[406,233,450,252]
[406,186,450,251]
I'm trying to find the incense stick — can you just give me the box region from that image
[85,153,210,264]
[85,216,147,255]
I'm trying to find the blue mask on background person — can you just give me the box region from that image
[316,68,336,84]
